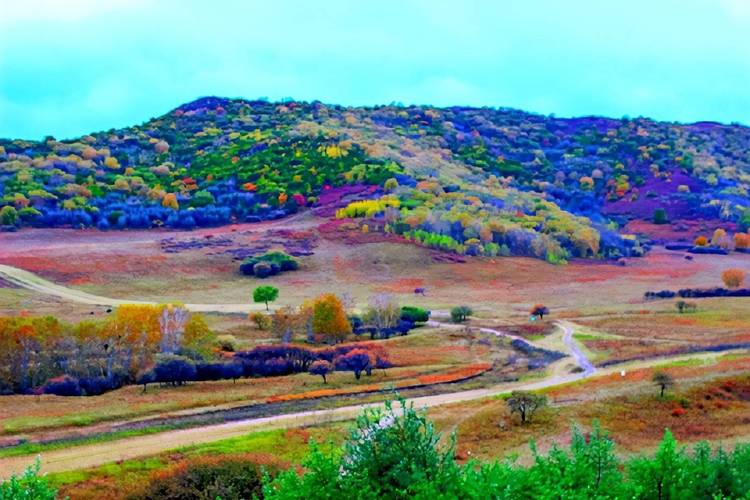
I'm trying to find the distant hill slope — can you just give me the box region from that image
[1,97,748,262]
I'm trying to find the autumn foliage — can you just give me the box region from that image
[721,268,746,288]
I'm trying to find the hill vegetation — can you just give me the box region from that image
[2,97,750,262]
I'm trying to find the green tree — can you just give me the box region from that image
[0,206,18,226]
[450,305,472,323]
[264,398,463,498]
[253,285,279,311]
[653,208,668,225]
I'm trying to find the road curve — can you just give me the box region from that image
[0,264,259,314]
[559,321,596,375]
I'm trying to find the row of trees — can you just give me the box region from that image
[694,228,750,252]
[0,305,212,395]
[135,342,392,391]
[250,289,428,343]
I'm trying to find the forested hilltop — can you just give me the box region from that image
[2,97,749,262]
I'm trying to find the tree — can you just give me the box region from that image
[162,193,179,210]
[0,205,18,226]
[506,390,547,424]
[721,268,745,288]
[694,235,708,247]
[450,305,472,323]
[675,300,696,314]
[530,304,550,320]
[272,306,298,343]
[334,349,373,379]
[711,228,730,249]
[652,371,674,398]
[364,294,401,339]
[401,306,430,323]
[250,312,271,330]
[653,208,668,225]
[158,304,189,354]
[253,285,279,311]
[384,177,399,191]
[309,360,333,383]
[312,294,351,343]
[152,354,197,386]
[264,398,462,498]
[734,232,750,250]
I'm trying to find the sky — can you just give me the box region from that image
[1,0,749,140]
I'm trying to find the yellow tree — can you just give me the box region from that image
[101,304,161,379]
[312,294,351,344]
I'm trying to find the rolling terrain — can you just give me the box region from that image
[1,99,749,498]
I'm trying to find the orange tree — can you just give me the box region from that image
[312,294,352,343]
[721,268,746,288]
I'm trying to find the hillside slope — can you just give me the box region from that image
[1,97,749,261]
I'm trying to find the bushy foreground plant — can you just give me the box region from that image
[263,398,750,499]
[132,454,280,500]
[0,459,57,500]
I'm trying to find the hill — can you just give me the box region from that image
[1,97,749,262]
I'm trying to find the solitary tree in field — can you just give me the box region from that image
[530,304,550,320]
[506,391,547,424]
[652,371,674,398]
[309,360,334,383]
[253,285,279,311]
[450,305,472,323]
[721,268,745,289]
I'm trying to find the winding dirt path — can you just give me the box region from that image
[559,321,596,375]
[2,347,745,479]
[0,264,259,314]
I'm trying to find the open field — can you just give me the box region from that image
[3,212,750,320]
[1,213,749,494]
[33,356,750,499]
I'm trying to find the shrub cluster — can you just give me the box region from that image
[400,306,430,323]
[240,251,299,278]
[135,344,392,388]
[134,454,279,500]
[646,287,750,299]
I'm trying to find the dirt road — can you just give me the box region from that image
[0,264,260,314]
[2,346,744,479]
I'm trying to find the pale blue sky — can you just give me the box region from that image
[1,0,749,139]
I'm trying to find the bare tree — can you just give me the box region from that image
[652,371,674,398]
[364,294,401,339]
[159,305,189,354]
[506,390,548,424]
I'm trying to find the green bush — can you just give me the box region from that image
[263,398,750,499]
[134,454,276,500]
[0,459,57,500]
[401,306,430,323]
[240,251,299,278]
